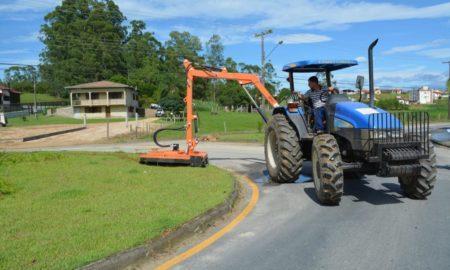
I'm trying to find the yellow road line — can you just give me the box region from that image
[155,176,259,270]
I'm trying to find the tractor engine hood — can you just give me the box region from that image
[333,101,397,129]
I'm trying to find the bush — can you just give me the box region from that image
[159,95,184,112]
[376,98,408,111]
[0,177,14,196]
[257,121,263,133]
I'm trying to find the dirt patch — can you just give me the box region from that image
[0,118,159,150]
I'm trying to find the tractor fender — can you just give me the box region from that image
[272,107,311,140]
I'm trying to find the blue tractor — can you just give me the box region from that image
[264,39,437,205]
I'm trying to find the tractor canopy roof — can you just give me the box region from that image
[282,60,358,73]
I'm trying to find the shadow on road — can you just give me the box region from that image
[209,157,266,164]
[436,164,450,171]
[304,178,404,206]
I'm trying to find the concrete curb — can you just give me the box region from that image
[432,141,450,148]
[22,127,86,142]
[81,176,241,270]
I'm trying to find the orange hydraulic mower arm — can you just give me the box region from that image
[139,59,280,167]
[182,59,279,151]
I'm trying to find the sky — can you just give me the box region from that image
[1,0,450,91]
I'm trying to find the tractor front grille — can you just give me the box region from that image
[367,111,430,159]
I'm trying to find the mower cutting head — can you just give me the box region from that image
[139,148,208,167]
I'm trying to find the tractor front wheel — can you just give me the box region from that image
[398,144,437,199]
[312,134,344,205]
[265,114,303,183]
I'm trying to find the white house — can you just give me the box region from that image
[66,80,139,119]
[0,84,21,106]
[410,86,433,104]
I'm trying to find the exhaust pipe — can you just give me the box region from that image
[368,39,378,108]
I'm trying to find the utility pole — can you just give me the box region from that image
[255,29,273,109]
[255,29,273,86]
[443,61,450,119]
[33,69,37,119]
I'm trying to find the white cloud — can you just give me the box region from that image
[115,1,450,31]
[419,48,450,59]
[0,49,29,55]
[0,0,57,12]
[337,66,448,88]
[6,31,42,43]
[383,39,447,55]
[270,33,331,44]
[355,56,367,63]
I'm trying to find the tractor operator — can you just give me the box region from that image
[300,76,333,132]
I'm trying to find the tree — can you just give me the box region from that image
[122,20,163,102]
[205,34,224,67]
[205,34,225,111]
[163,31,204,99]
[316,72,337,88]
[277,88,292,102]
[3,66,38,93]
[40,0,127,97]
[124,20,161,72]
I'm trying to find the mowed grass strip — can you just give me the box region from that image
[0,152,234,269]
[158,111,265,143]
[7,115,126,127]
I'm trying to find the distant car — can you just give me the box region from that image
[155,108,165,117]
[150,103,161,109]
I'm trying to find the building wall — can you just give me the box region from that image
[419,90,433,104]
[72,105,131,119]
[0,90,10,105]
[69,86,139,119]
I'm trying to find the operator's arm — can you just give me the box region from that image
[299,90,310,101]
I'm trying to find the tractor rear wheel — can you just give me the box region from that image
[312,134,344,205]
[398,144,437,199]
[265,114,303,183]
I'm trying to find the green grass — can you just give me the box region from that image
[20,93,66,103]
[0,152,234,270]
[409,98,449,122]
[215,132,265,143]
[158,111,265,143]
[7,115,125,127]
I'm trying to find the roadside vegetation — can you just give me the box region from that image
[0,151,234,269]
[375,97,449,122]
[157,110,266,143]
[20,93,66,103]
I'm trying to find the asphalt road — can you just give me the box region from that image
[16,141,450,270]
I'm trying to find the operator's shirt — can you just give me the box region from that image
[304,88,328,109]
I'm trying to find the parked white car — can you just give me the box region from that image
[0,112,7,127]
[155,108,165,117]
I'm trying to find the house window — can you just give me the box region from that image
[85,106,102,113]
[91,92,100,100]
[109,92,123,99]
[128,106,135,113]
[3,95,10,101]
[84,93,89,99]
[72,93,80,100]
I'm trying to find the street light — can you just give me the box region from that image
[266,40,284,60]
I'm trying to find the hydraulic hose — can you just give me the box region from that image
[153,126,185,148]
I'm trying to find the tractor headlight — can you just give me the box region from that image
[334,117,354,129]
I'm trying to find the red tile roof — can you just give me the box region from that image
[65,80,132,89]
[0,84,21,94]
